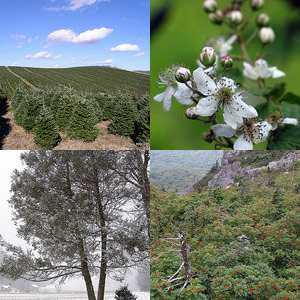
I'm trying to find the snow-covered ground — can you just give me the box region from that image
[0,291,150,300]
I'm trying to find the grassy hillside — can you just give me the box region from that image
[150,159,300,299]
[0,66,149,97]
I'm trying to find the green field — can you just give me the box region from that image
[0,66,149,97]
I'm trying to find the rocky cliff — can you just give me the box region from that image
[208,151,299,190]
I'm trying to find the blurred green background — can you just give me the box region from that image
[150,0,300,150]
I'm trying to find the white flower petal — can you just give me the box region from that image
[234,134,253,150]
[193,67,217,96]
[260,67,273,79]
[154,86,175,112]
[195,96,218,116]
[211,124,236,138]
[217,77,237,93]
[231,95,258,119]
[223,104,243,129]
[282,118,298,125]
[174,83,194,105]
[243,62,258,80]
[269,67,286,78]
[253,121,272,143]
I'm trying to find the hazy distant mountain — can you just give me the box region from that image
[150,151,223,192]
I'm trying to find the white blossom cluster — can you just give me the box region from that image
[154,48,297,150]
[153,0,298,150]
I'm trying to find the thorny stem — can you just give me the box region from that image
[237,28,252,64]
[240,11,253,32]
[245,28,258,46]
[258,78,265,89]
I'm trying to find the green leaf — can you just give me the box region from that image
[279,92,300,105]
[249,87,272,96]
[268,125,300,150]
[263,82,286,103]
[255,101,279,119]
[280,102,300,119]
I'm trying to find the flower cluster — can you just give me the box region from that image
[153,0,299,150]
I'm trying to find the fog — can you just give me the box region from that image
[0,151,149,294]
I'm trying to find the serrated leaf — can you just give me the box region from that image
[268,125,300,150]
[279,92,300,105]
[280,102,300,119]
[255,101,279,119]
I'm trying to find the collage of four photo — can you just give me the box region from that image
[0,0,299,299]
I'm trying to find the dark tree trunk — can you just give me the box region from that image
[97,232,107,300]
[143,150,150,238]
[92,166,108,300]
[79,240,96,300]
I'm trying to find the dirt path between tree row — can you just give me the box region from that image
[6,66,37,89]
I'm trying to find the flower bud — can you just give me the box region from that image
[203,0,217,13]
[203,130,215,143]
[258,27,275,44]
[200,47,217,67]
[209,10,223,25]
[250,0,264,11]
[186,107,198,120]
[256,13,270,28]
[230,10,243,25]
[175,67,191,83]
[221,56,233,68]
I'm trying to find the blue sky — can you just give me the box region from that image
[0,0,149,70]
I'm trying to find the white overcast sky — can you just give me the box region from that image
[0,151,27,247]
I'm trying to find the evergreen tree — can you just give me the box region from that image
[55,90,77,131]
[109,92,137,137]
[114,286,137,300]
[132,94,150,144]
[11,84,26,110]
[1,151,148,300]
[13,89,43,132]
[67,97,99,142]
[33,108,61,149]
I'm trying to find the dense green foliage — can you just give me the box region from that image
[33,108,61,149]
[151,160,300,299]
[67,98,99,142]
[8,84,149,149]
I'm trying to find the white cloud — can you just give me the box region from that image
[90,59,113,65]
[47,0,110,12]
[10,63,19,66]
[25,51,62,60]
[47,28,113,44]
[34,36,39,40]
[82,56,89,61]
[48,29,77,43]
[69,57,76,60]
[110,44,140,52]
[10,34,27,40]
[133,52,145,57]
[27,38,33,43]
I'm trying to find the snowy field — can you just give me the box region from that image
[0,292,150,300]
